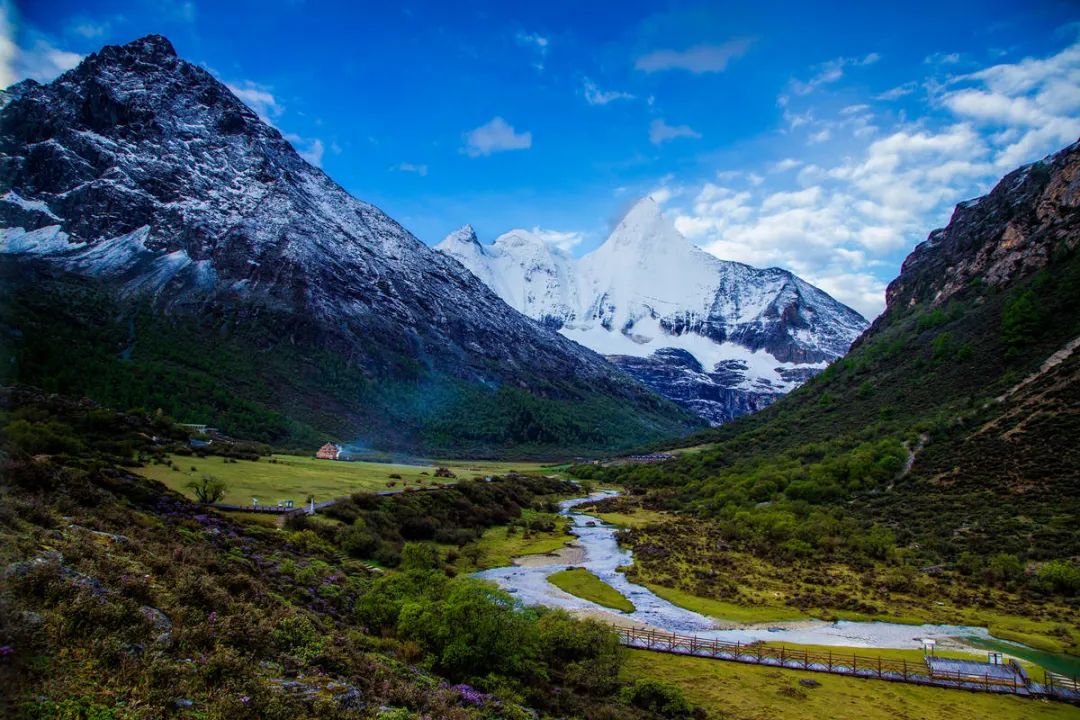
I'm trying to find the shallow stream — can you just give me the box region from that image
[475,491,1074,663]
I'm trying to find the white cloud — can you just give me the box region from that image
[17,43,82,82]
[68,19,111,38]
[0,1,16,88]
[527,227,585,252]
[463,116,532,157]
[664,41,1080,320]
[648,187,673,205]
[771,158,802,172]
[3,13,84,86]
[875,82,917,100]
[393,162,428,176]
[790,53,880,95]
[649,118,701,145]
[282,132,325,167]
[924,51,961,65]
[635,38,753,74]
[226,80,282,122]
[582,77,635,105]
[157,0,196,23]
[298,138,324,167]
[515,31,548,70]
[515,31,548,49]
[939,42,1080,168]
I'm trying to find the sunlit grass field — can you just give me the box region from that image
[549,568,636,613]
[466,511,575,570]
[137,453,559,505]
[622,650,1079,720]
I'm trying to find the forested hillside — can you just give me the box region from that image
[576,141,1080,601]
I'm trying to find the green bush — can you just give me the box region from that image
[1036,560,1080,595]
[620,678,693,718]
[1001,289,1040,351]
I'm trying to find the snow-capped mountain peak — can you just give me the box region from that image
[443,224,481,248]
[602,196,682,252]
[439,198,869,424]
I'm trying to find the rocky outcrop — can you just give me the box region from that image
[882,141,1080,320]
[607,349,778,425]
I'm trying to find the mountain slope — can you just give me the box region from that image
[0,35,699,452]
[580,139,1080,566]
[438,198,867,425]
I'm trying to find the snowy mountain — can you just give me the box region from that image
[438,198,868,424]
[0,35,699,450]
[438,225,580,328]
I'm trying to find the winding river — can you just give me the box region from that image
[477,491,1012,652]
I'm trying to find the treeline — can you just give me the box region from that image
[1,261,696,456]
[290,475,572,567]
[418,383,697,454]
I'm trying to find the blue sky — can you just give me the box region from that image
[4,0,1079,317]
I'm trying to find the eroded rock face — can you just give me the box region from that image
[607,349,779,425]
[0,35,693,430]
[883,141,1080,317]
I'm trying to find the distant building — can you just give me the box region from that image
[316,442,341,460]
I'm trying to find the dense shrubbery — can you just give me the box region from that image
[0,393,684,719]
[356,551,623,698]
[575,438,907,564]
[294,475,572,567]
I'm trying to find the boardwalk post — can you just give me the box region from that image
[780,646,785,666]
[878,657,882,678]
[828,650,833,671]
[902,659,907,680]
[803,649,809,670]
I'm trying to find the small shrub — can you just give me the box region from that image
[186,474,226,504]
[620,679,693,718]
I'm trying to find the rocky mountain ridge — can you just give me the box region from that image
[0,34,698,450]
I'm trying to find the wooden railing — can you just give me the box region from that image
[616,627,1029,695]
[1045,670,1080,698]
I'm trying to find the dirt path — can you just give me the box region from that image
[889,432,928,490]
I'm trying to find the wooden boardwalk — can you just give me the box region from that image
[616,626,1080,703]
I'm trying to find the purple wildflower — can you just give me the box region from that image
[0,645,13,658]
[451,683,487,706]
